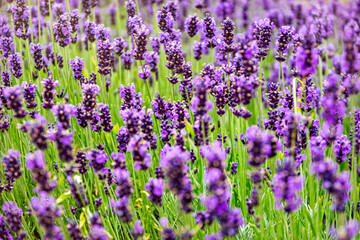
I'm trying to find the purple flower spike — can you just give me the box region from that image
[245,125,281,166]
[116,126,130,152]
[70,9,80,34]
[26,151,57,192]
[1,71,12,87]
[132,220,144,239]
[97,40,113,76]
[110,197,132,223]
[132,24,150,60]
[31,191,64,240]
[311,159,352,212]
[41,77,59,109]
[69,56,85,82]
[75,151,88,174]
[160,145,193,212]
[128,134,151,171]
[12,0,31,40]
[0,213,12,240]
[165,41,185,73]
[2,201,23,233]
[0,37,14,60]
[273,160,303,213]
[98,103,113,132]
[8,53,23,79]
[53,12,72,47]
[185,14,201,38]
[275,26,295,62]
[3,85,28,118]
[87,149,109,175]
[295,34,319,77]
[253,18,274,58]
[138,65,151,80]
[125,0,137,18]
[113,38,129,56]
[49,127,74,163]
[145,177,164,205]
[21,81,38,109]
[84,20,96,43]
[221,18,235,52]
[333,135,351,164]
[2,149,22,191]
[30,43,44,71]
[202,14,216,43]
[51,104,76,130]
[337,220,359,240]
[21,115,48,150]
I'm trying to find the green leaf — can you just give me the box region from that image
[185,119,195,138]
[55,191,71,205]
[80,212,88,235]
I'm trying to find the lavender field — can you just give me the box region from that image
[0,0,360,239]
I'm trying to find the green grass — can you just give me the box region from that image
[0,1,360,239]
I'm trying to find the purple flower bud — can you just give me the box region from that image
[70,9,80,34]
[311,159,352,212]
[245,125,281,166]
[202,14,216,41]
[75,151,88,174]
[67,222,83,240]
[221,18,235,52]
[121,51,133,70]
[22,115,48,150]
[125,0,137,17]
[295,34,319,77]
[165,41,185,73]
